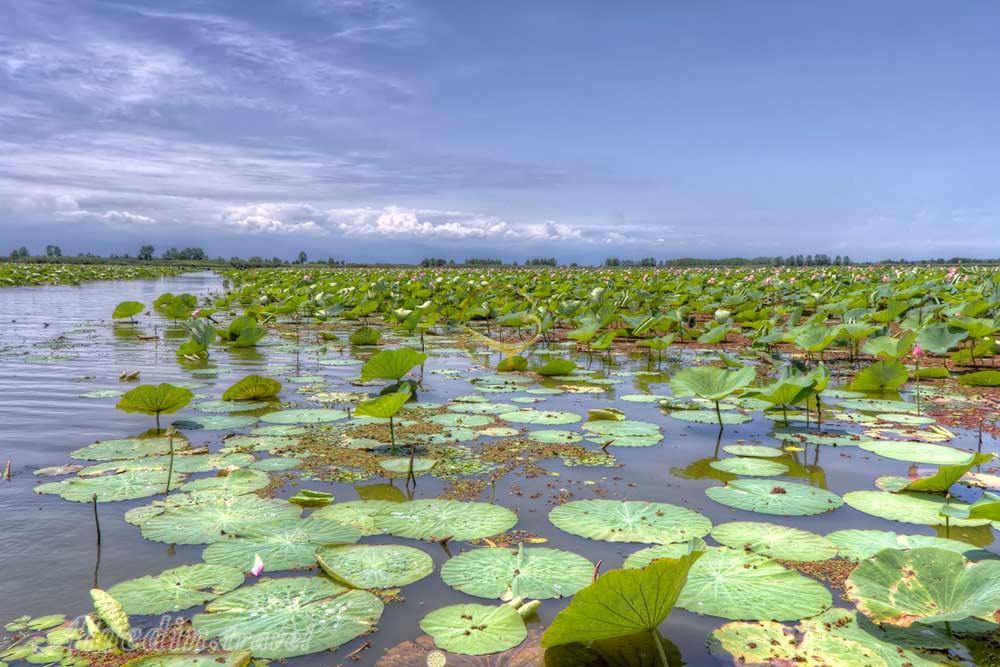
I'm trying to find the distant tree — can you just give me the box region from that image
[45,245,62,257]
[138,244,155,261]
[297,251,308,264]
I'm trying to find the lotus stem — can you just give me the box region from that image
[651,629,670,667]
[92,493,101,547]
[592,559,602,582]
[165,427,175,494]
[389,416,396,453]
[714,401,723,430]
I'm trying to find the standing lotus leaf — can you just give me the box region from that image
[420,603,527,656]
[846,547,1000,626]
[706,479,843,516]
[192,578,383,659]
[374,499,517,542]
[112,301,144,321]
[90,588,132,644]
[116,383,194,431]
[316,544,434,588]
[108,564,244,615]
[360,347,427,381]
[549,499,712,544]
[222,375,282,401]
[440,544,593,600]
[202,517,361,571]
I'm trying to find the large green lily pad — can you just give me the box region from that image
[202,517,361,571]
[180,469,270,495]
[440,544,593,600]
[172,415,258,430]
[311,500,397,536]
[711,522,837,562]
[71,437,187,461]
[581,419,664,447]
[260,408,348,424]
[192,578,383,659]
[374,499,518,542]
[140,495,302,544]
[709,458,789,477]
[35,469,186,502]
[827,529,985,562]
[499,409,581,425]
[858,441,973,465]
[842,491,990,527]
[108,564,244,615]
[706,479,843,516]
[549,499,712,544]
[316,544,434,588]
[670,409,752,425]
[121,651,252,667]
[420,603,526,656]
[845,547,1000,626]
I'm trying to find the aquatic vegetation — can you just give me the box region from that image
[222,375,282,401]
[440,543,593,600]
[420,602,527,655]
[116,383,194,431]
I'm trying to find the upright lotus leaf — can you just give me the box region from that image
[108,564,244,615]
[849,360,909,391]
[316,544,434,588]
[117,383,194,431]
[496,355,528,372]
[192,577,383,659]
[899,453,994,493]
[122,651,252,667]
[916,324,968,355]
[532,358,577,376]
[440,544,593,600]
[113,301,144,321]
[90,589,132,645]
[677,548,832,621]
[744,376,816,414]
[845,547,1000,626]
[354,390,412,419]
[348,326,381,346]
[420,603,527,656]
[939,490,1000,522]
[202,517,361,571]
[706,479,843,516]
[710,522,837,562]
[670,366,755,402]
[361,347,427,381]
[222,375,282,401]
[708,608,949,667]
[140,495,302,544]
[373,499,517,542]
[957,370,1000,387]
[862,332,917,360]
[541,548,703,648]
[548,499,712,544]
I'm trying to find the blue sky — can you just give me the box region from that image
[1,1,998,262]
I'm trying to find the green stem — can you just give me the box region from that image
[165,431,175,494]
[651,629,669,667]
[714,401,723,429]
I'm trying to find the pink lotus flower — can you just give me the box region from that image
[250,553,264,577]
[912,345,924,359]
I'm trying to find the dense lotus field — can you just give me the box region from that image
[4,264,1000,666]
[0,263,188,287]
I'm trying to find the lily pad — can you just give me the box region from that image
[192,577,383,659]
[260,408,347,424]
[311,500,397,536]
[172,415,258,430]
[709,458,789,477]
[71,437,187,461]
[581,419,664,447]
[526,429,583,444]
[721,444,783,458]
[202,517,361,571]
[711,522,837,562]
[499,409,581,425]
[316,544,434,588]
[858,441,972,465]
[670,409,752,425]
[827,529,985,562]
[440,544,593,600]
[706,479,843,516]
[108,564,244,615]
[420,603,526,656]
[35,469,186,502]
[842,491,990,527]
[140,495,302,544]
[548,499,712,544]
[374,499,518,542]
[179,469,270,495]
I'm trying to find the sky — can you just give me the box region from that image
[1,1,998,263]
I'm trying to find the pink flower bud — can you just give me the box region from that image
[250,553,264,577]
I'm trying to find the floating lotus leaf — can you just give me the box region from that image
[194,400,269,413]
[35,469,186,502]
[90,588,131,644]
[581,419,662,447]
[877,413,936,426]
[82,452,254,477]
[420,603,527,655]
[621,393,670,403]
[361,347,427,381]
[773,430,861,447]
[526,429,582,444]
[858,440,972,465]
[252,425,307,436]
[709,458,789,477]
[826,529,984,562]
[621,538,709,569]
[448,402,517,415]
[288,489,333,507]
[708,608,947,667]
[721,444,783,458]
[670,409,752,425]
[711,522,837,562]
[837,398,916,413]
[311,500,396,535]
[108,564,244,615]
[260,408,347,424]
[140,495,302,544]
[706,479,843,516]
[541,549,701,648]
[71,437,188,461]
[121,651,252,667]
[379,457,437,474]
[549,499,711,544]
[192,577,383,659]
[428,413,492,428]
[842,491,989,527]
[181,469,270,495]
[675,548,831,621]
[202,517,361,571]
[249,457,301,471]
[440,544,593,600]
[957,370,1000,387]
[499,409,581,425]
[845,547,1000,626]
[316,544,434,588]
[172,415,258,430]
[479,426,520,437]
[374,499,517,541]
